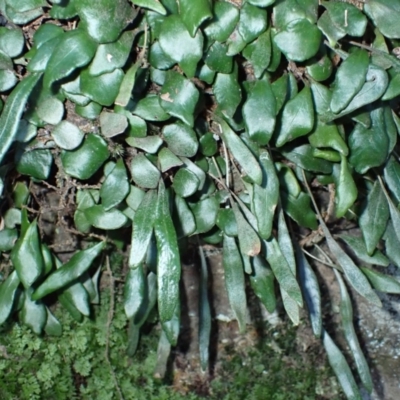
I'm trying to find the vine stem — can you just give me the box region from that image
[105,255,125,400]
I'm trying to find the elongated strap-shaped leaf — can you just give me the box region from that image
[154,329,172,379]
[161,302,180,346]
[277,208,296,275]
[0,72,42,165]
[322,329,362,400]
[264,237,303,307]
[0,271,20,325]
[32,241,105,300]
[249,256,276,313]
[296,245,322,337]
[302,169,382,307]
[124,264,147,319]
[220,119,262,185]
[380,178,400,248]
[281,288,300,326]
[253,150,279,239]
[129,190,157,268]
[155,181,181,322]
[232,202,261,257]
[361,267,400,294]
[198,245,211,371]
[11,219,44,289]
[223,235,247,333]
[334,270,373,393]
[359,180,389,255]
[383,222,400,268]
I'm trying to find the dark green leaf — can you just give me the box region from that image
[155,182,181,322]
[160,71,199,127]
[204,42,233,74]
[61,134,110,180]
[16,149,53,181]
[364,0,400,39]
[274,19,321,62]
[281,191,318,230]
[0,73,42,165]
[130,154,161,189]
[173,195,196,237]
[359,181,389,255]
[243,79,276,145]
[220,120,262,185]
[190,197,219,234]
[130,0,166,15]
[159,15,203,77]
[330,49,369,114]
[84,205,128,229]
[223,234,247,333]
[76,0,136,43]
[32,242,105,301]
[44,29,97,87]
[308,120,348,156]
[132,94,170,122]
[21,289,46,335]
[216,208,238,237]
[242,29,271,79]
[275,86,314,147]
[306,54,332,82]
[179,0,212,37]
[11,219,43,289]
[173,168,200,198]
[44,307,62,336]
[0,271,20,325]
[124,264,147,319]
[273,0,318,30]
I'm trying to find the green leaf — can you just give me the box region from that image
[124,264,147,319]
[0,228,18,251]
[100,111,128,138]
[198,245,211,371]
[36,96,64,125]
[248,0,275,6]
[80,68,124,107]
[232,203,261,257]
[199,132,218,157]
[264,237,303,307]
[162,123,198,158]
[32,242,105,301]
[131,94,170,122]
[155,182,181,322]
[361,267,400,294]
[384,156,400,204]
[333,156,357,218]
[129,190,157,267]
[275,86,314,147]
[158,147,183,172]
[329,65,389,120]
[44,29,97,87]
[322,1,367,38]
[127,136,163,155]
[317,11,345,46]
[213,64,242,119]
[179,0,212,37]
[330,50,369,114]
[16,149,53,181]
[60,280,91,317]
[130,154,161,189]
[236,2,268,44]
[0,73,42,165]
[383,222,400,268]
[173,195,196,237]
[223,235,247,333]
[220,120,262,185]
[100,159,130,210]
[322,329,362,400]
[349,109,389,174]
[89,30,136,76]
[204,1,239,42]
[52,120,84,151]
[281,191,318,230]
[76,0,136,43]
[359,181,389,255]
[252,150,279,239]
[296,245,321,337]
[44,307,62,336]
[216,208,238,237]
[281,144,332,174]
[338,235,389,267]
[173,168,200,198]
[61,134,110,180]
[277,209,296,275]
[160,71,199,127]
[0,271,20,325]
[0,26,24,58]
[190,197,219,234]
[249,255,276,313]
[204,42,233,74]
[5,0,47,13]
[49,0,78,19]
[159,15,203,77]
[305,54,332,82]
[364,0,400,39]
[242,29,272,79]
[84,205,128,229]
[273,0,318,30]
[11,219,43,289]
[130,0,166,14]
[334,270,373,393]
[308,120,348,156]
[0,69,17,92]
[274,19,321,62]
[243,79,276,145]
[21,289,47,335]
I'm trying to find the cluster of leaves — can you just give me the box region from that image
[1,0,400,398]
